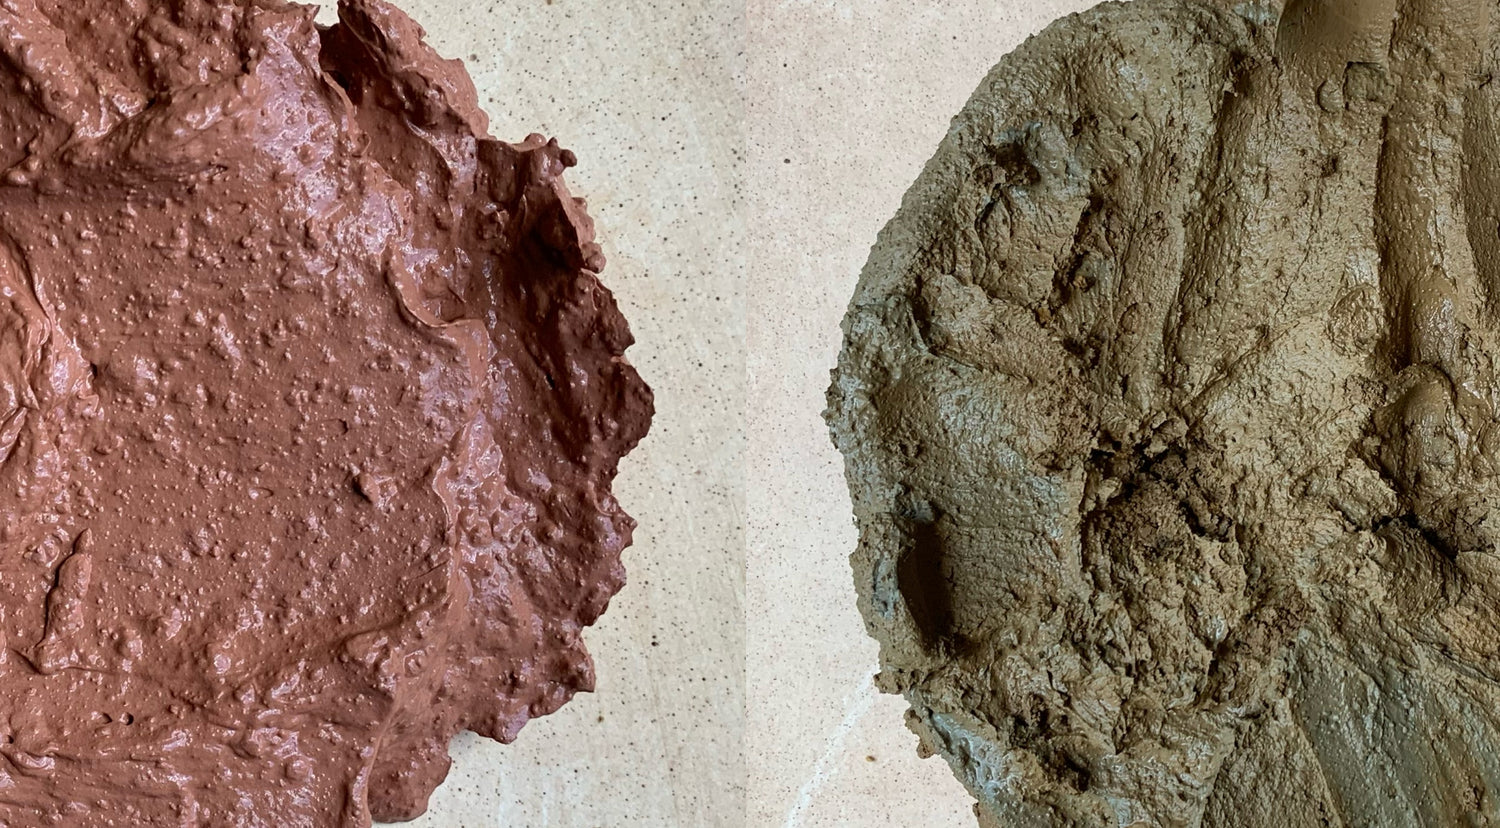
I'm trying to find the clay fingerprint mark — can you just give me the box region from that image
[830,1,1500,825]
[897,513,958,649]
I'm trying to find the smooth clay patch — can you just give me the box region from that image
[828,0,1500,825]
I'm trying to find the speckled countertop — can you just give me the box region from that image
[747,2,1102,826]
[306,0,746,825]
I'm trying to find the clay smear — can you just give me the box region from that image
[829,0,1500,824]
[0,0,650,824]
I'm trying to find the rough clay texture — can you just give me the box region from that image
[0,0,651,825]
[827,0,1500,825]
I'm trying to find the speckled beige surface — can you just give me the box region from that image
[746,2,1105,826]
[305,1,744,825]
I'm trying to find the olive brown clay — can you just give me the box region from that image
[0,0,651,824]
[828,0,1500,825]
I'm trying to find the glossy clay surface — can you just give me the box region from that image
[0,0,650,824]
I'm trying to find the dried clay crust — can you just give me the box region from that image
[829,0,1500,825]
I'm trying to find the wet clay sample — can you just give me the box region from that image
[0,0,651,824]
[828,0,1500,825]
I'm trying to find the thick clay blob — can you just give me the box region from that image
[828,0,1500,825]
[0,0,651,824]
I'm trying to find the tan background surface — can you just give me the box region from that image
[748,1,1106,826]
[306,1,1120,825]
[308,1,744,825]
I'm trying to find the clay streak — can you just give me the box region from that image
[782,671,875,828]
